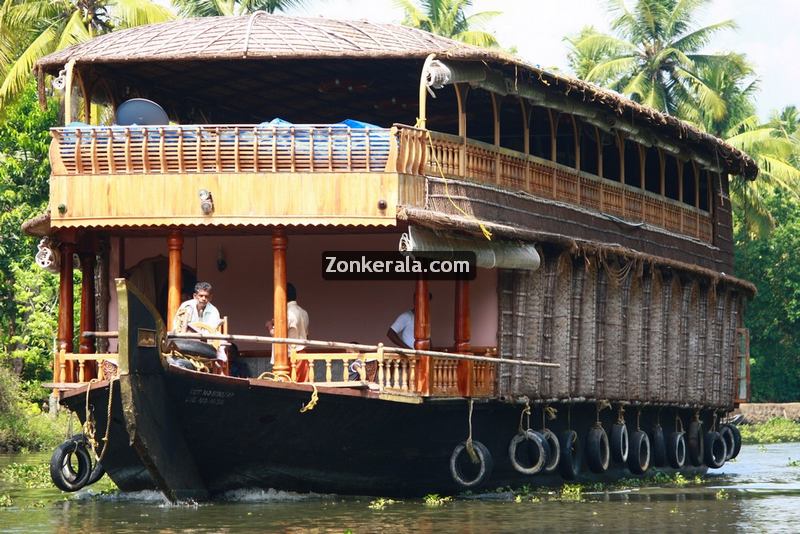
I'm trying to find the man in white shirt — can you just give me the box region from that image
[387,291,431,349]
[268,283,310,378]
[173,281,221,333]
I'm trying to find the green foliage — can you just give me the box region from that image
[395,0,500,47]
[368,497,399,510]
[739,418,800,444]
[566,0,738,117]
[173,0,309,17]
[0,365,67,451]
[0,462,51,489]
[0,84,63,382]
[0,0,173,110]
[787,458,800,467]
[423,493,452,506]
[735,191,800,400]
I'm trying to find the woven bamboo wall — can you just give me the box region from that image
[497,249,746,408]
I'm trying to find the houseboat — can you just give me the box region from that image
[25,14,753,501]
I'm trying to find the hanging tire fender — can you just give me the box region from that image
[666,431,687,469]
[610,423,629,463]
[687,420,705,467]
[450,440,494,488]
[68,433,105,486]
[627,430,651,475]
[50,439,93,492]
[721,423,742,459]
[541,429,560,474]
[508,430,547,476]
[651,424,668,468]
[585,425,610,474]
[704,431,727,469]
[558,430,582,480]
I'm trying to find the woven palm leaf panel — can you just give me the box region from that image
[497,250,744,408]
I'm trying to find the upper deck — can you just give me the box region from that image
[38,14,756,273]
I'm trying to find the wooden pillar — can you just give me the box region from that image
[57,240,75,382]
[414,277,431,395]
[455,278,472,397]
[272,229,289,376]
[167,230,183,329]
[78,249,97,381]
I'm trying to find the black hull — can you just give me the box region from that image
[65,370,709,497]
[61,280,712,500]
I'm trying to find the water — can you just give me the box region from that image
[2,443,800,533]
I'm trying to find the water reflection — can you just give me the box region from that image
[2,443,800,533]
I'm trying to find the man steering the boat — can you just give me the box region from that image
[173,281,222,334]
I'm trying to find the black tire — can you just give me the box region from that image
[509,430,547,475]
[723,423,742,459]
[666,431,686,469]
[704,431,727,469]
[449,440,493,488]
[651,424,667,468]
[69,433,105,486]
[719,425,736,461]
[610,423,629,463]
[168,338,218,359]
[50,439,92,492]
[585,425,610,474]
[627,430,651,475]
[687,420,704,467]
[558,430,581,480]
[541,429,560,474]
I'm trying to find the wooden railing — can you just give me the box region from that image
[292,346,497,398]
[54,350,119,384]
[50,124,395,175]
[49,122,712,242]
[425,131,714,243]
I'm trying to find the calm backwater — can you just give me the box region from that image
[2,443,800,533]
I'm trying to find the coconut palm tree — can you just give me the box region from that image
[394,0,500,48]
[172,0,309,17]
[0,0,173,111]
[567,0,737,119]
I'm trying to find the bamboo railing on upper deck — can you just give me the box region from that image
[49,123,711,242]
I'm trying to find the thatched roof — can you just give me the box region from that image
[21,211,50,237]
[36,14,757,179]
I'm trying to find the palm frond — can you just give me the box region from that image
[111,0,174,28]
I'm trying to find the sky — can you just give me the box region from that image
[273,0,800,121]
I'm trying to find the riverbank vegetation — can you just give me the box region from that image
[740,418,800,444]
[0,366,65,452]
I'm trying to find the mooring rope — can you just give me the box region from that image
[299,385,319,413]
[83,376,116,463]
[465,399,479,463]
[518,401,532,433]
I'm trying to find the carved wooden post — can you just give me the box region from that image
[78,248,97,381]
[455,278,472,397]
[57,239,75,382]
[167,230,183,329]
[272,229,289,377]
[414,277,431,395]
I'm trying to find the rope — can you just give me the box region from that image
[299,384,318,413]
[423,130,492,240]
[518,401,531,433]
[83,376,117,463]
[616,404,626,424]
[256,371,318,413]
[465,399,479,463]
[675,414,684,433]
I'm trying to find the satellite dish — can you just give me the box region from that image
[115,98,169,126]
